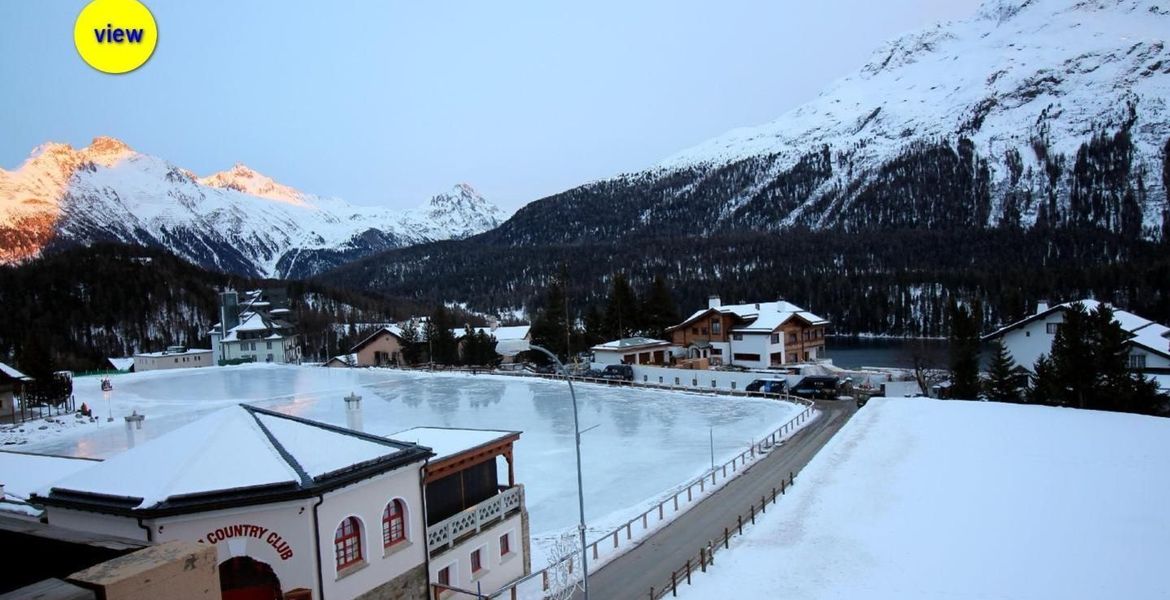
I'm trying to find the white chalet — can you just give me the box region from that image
[666,296,829,369]
[211,290,301,365]
[983,300,1170,376]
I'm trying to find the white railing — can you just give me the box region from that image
[427,485,524,551]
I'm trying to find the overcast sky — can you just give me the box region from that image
[0,1,982,212]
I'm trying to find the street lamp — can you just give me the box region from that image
[496,339,589,599]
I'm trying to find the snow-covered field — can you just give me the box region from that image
[2,364,800,550]
[681,397,1170,599]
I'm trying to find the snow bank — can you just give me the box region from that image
[680,398,1170,600]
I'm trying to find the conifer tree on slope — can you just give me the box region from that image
[984,340,1020,403]
[947,299,982,400]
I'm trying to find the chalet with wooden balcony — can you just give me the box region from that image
[390,427,529,599]
[666,296,829,369]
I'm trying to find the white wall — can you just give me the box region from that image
[153,499,318,594]
[134,351,212,372]
[317,462,428,600]
[625,365,802,392]
[1001,317,1064,372]
[1128,346,1170,370]
[430,512,525,598]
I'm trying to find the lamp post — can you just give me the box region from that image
[496,339,589,600]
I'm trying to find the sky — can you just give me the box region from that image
[0,1,982,212]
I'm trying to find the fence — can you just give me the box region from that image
[484,398,817,599]
[648,471,799,599]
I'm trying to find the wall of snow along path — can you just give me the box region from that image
[678,397,1170,600]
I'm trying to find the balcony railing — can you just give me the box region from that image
[426,485,524,552]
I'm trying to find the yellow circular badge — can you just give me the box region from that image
[74,0,158,74]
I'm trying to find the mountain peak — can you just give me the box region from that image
[86,136,133,155]
[198,163,309,207]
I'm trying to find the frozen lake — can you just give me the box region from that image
[20,365,800,542]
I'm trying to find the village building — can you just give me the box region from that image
[349,326,407,367]
[131,346,213,372]
[392,427,529,598]
[0,362,29,422]
[591,337,676,366]
[666,296,829,369]
[983,300,1170,376]
[325,353,359,368]
[28,405,531,600]
[210,290,301,365]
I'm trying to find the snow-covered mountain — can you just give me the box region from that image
[0,137,504,277]
[651,0,1170,233]
[480,0,1168,247]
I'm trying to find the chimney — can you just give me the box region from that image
[124,411,145,448]
[344,392,363,432]
[1036,300,1049,314]
[708,295,721,309]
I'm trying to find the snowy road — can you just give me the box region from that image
[5,364,801,549]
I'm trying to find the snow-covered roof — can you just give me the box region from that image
[230,313,270,333]
[389,427,518,463]
[0,451,100,509]
[326,353,358,367]
[133,348,211,358]
[983,300,1168,352]
[1130,322,1170,358]
[592,337,673,351]
[37,405,431,515]
[0,361,29,381]
[351,326,406,353]
[107,357,134,371]
[451,325,532,341]
[670,300,828,333]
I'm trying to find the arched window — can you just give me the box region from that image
[383,499,406,548]
[334,516,363,570]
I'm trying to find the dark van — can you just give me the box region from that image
[599,364,634,381]
[790,376,840,400]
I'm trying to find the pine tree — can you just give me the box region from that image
[947,299,982,400]
[1049,303,1094,408]
[640,275,680,340]
[529,276,570,362]
[399,320,420,365]
[1028,355,1060,406]
[984,340,1019,403]
[602,273,639,340]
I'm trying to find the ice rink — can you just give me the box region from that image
[16,364,801,542]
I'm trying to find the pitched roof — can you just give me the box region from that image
[668,300,829,333]
[983,300,1170,358]
[0,362,29,381]
[592,337,673,351]
[35,405,432,517]
[350,326,405,354]
[389,427,519,463]
[452,325,531,341]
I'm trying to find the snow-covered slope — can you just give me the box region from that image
[649,0,1169,233]
[0,137,504,277]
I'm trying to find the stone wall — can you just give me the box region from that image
[354,563,429,600]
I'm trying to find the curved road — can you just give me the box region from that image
[574,399,857,600]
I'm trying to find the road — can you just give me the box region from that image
[574,398,857,600]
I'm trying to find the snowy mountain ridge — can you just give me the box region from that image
[0,137,504,277]
[639,0,1170,233]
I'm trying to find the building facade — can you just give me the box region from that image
[33,406,531,600]
[984,300,1170,375]
[132,347,213,372]
[666,296,829,369]
[210,290,301,365]
[591,337,676,366]
[350,327,406,367]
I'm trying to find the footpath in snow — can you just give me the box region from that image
[679,397,1170,600]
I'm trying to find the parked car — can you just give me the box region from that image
[598,364,634,381]
[745,379,787,395]
[790,376,840,400]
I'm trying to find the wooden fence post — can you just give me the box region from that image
[672,571,677,597]
[593,543,599,560]
[789,471,794,486]
[761,495,766,513]
[737,515,742,535]
[686,559,691,585]
[781,479,786,494]
[627,522,632,540]
[700,547,707,572]
[750,504,755,524]
[724,527,729,549]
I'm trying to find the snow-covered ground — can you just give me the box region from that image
[2,364,800,554]
[680,397,1170,599]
